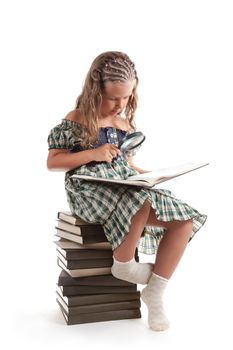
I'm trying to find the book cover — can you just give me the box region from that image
[56,220,105,236]
[57,301,141,325]
[57,251,113,269]
[58,258,111,277]
[56,286,140,306]
[58,211,96,226]
[56,293,140,315]
[55,229,108,244]
[58,270,135,287]
[56,245,113,260]
[55,239,111,250]
[71,162,209,188]
[58,284,138,296]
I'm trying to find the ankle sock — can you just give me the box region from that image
[111,257,153,284]
[141,272,170,331]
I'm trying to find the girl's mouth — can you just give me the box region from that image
[112,110,122,116]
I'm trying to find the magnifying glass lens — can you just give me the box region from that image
[120,131,145,155]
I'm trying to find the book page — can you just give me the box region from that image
[128,162,209,183]
[71,162,209,188]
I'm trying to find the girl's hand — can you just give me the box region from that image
[92,144,121,163]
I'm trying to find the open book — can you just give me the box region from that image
[71,162,209,189]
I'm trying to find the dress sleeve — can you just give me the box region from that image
[47,120,80,150]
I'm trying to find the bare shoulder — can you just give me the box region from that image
[65,109,84,123]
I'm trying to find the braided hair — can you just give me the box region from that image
[76,51,138,147]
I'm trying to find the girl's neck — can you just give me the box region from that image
[97,115,125,129]
[98,115,115,127]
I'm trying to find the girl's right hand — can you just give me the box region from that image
[92,144,121,163]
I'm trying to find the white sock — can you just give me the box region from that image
[141,272,170,331]
[111,257,153,285]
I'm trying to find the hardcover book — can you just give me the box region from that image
[58,258,111,278]
[71,162,209,188]
[57,251,113,269]
[58,284,138,296]
[57,211,97,226]
[58,270,135,287]
[56,220,105,236]
[55,239,111,250]
[58,301,141,325]
[55,229,108,244]
[56,245,113,260]
[56,286,140,306]
[56,293,140,315]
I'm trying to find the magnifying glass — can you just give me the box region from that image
[119,131,145,156]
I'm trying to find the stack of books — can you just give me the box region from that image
[55,211,141,325]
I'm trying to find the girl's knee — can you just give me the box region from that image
[165,218,193,232]
[184,219,193,231]
[139,200,151,214]
[177,219,193,238]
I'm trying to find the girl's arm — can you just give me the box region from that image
[47,144,120,172]
[47,149,94,172]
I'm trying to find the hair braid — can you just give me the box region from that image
[76,51,138,147]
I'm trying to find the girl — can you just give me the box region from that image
[47,51,207,331]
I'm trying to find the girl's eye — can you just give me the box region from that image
[108,97,129,101]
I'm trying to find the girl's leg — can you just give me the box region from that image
[142,210,193,331]
[112,200,153,284]
[112,200,193,331]
[112,201,192,280]
[146,210,193,279]
[113,200,151,261]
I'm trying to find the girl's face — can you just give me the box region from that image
[100,81,135,118]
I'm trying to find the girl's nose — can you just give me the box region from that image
[116,99,125,109]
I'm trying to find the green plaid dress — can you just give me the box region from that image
[48,119,207,254]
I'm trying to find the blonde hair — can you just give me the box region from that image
[76,51,138,147]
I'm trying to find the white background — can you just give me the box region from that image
[0,0,232,349]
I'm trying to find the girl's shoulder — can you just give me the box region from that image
[64,109,85,125]
[65,110,131,132]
